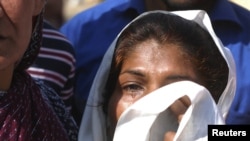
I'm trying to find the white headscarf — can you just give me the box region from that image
[78,10,236,141]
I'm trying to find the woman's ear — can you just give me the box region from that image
[33,0,46,16]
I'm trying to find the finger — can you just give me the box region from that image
[169,95,191,123]
[179,95,191,107]
[164,131,176,141]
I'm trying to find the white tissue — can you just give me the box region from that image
[113,81,224,141]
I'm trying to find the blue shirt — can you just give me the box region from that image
[60,0,146,120]
[60,0,250,124]
[210,1,250,124]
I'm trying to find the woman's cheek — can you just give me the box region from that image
[107,91,133,138]
[115,98,133,120]
[108,92,133,123]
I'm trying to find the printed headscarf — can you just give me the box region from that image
[78,10,236,141]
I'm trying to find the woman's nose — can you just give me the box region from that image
[146,83,163,94]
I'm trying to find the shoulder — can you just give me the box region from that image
[43,21,73,46]
[230,2,250,21]
[210,0,250,30]
[61,0,135,29]
[60,0,144,43]
[228,1,250,32]
[229,1,250,13]
[43,21,75,55]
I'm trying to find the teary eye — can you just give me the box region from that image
[122,83,144,98]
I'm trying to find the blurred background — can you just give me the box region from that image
[44,0,250,29]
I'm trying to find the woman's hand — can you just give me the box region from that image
[164,95,191,141]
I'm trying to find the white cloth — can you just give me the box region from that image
[113,81,223,141]
[78,10,236,141]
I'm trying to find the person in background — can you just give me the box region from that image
[60,0,250,125]
[44,0,64,28]
[63,0,104,22]
[27,20,76,113]
[78,10,236,141]
[0,0,78,140]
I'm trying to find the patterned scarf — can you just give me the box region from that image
[0,72,69,141]
[0,11,75,141]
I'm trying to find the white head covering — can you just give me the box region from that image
[78,10,236,141]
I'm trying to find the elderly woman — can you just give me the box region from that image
[78,10,236,141]
[0,0,78,140]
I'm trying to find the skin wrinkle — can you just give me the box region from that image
[0,0,45,91]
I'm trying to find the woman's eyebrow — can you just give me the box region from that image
[165,75,193,81]
[120,69,145,77]
[120,70,193,81]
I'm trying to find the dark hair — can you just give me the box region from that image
[103,12,228,113]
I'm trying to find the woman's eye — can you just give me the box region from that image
[122,84,144,98]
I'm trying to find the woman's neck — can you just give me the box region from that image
[145,0,166,11]
[145,0,216,12]
[0,66,14,91]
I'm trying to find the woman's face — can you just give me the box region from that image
[107,39,202,137]
[0,0,44,70]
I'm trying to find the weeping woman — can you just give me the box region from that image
[78,10,236,141]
